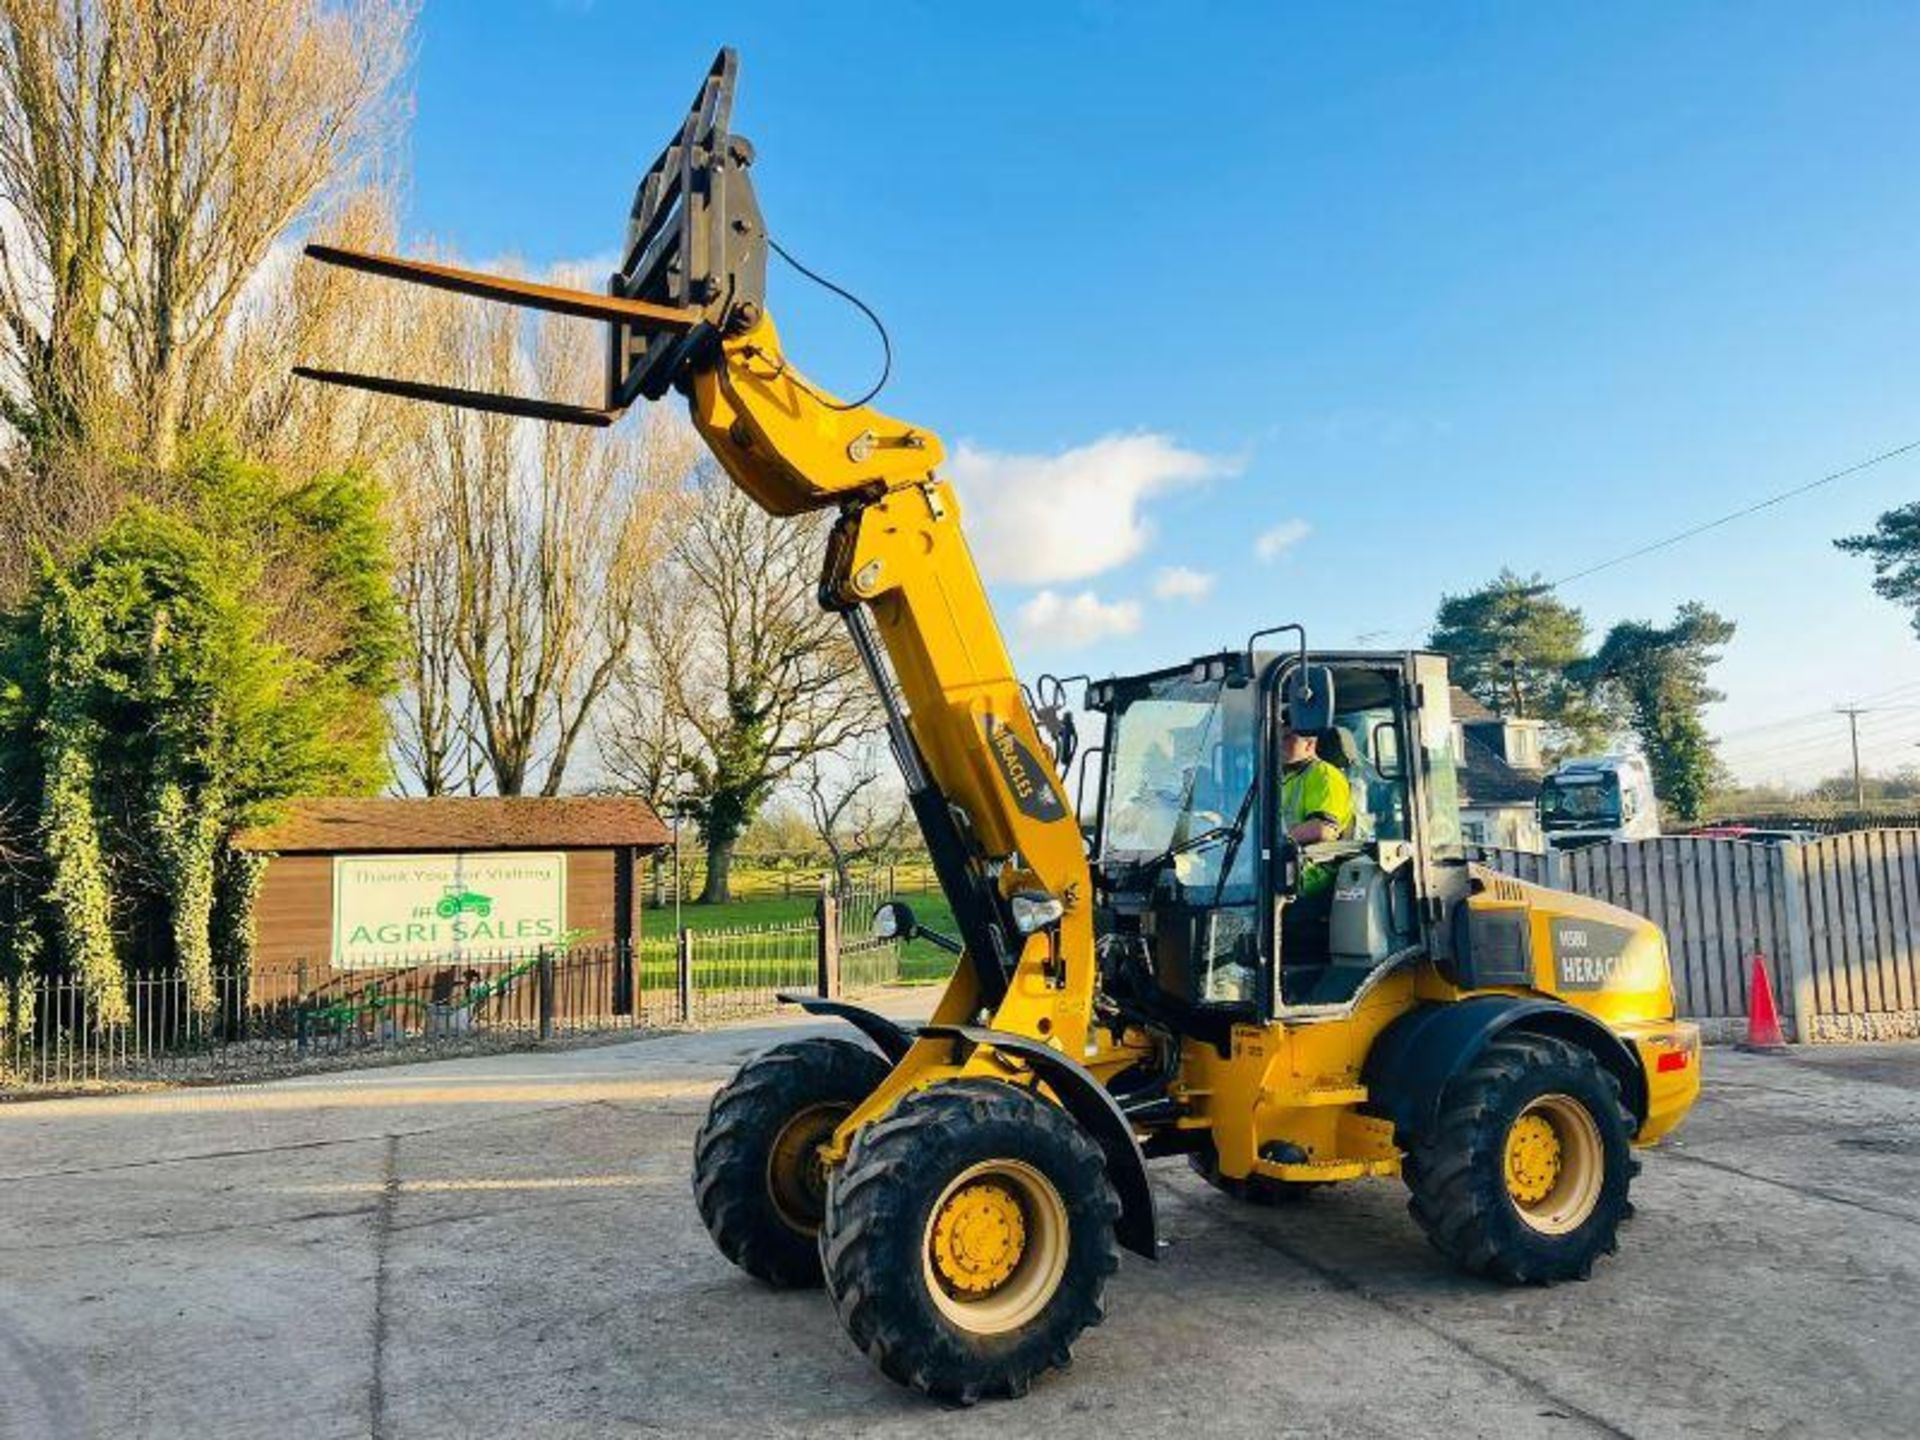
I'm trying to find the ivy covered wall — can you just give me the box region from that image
[0,445,400,1029]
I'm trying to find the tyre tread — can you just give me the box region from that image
[693,1036,889,1289]
[820,1080,1120,1403]
[1402,1031,1635,1285]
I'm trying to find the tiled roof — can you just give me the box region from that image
[1449,685,1499,723]
[234,797,671,854]
[1458,730,1544,808]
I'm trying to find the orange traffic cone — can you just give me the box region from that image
[1739,952,1789,1052]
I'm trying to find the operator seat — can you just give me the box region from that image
[1316,726,1370,842]
[1315,724,1361,776]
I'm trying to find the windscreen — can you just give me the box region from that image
[1541,774,1622,830]
[1100,675,1258,861]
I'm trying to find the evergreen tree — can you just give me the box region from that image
[1429,570,1609,754]
[0,452,397,1020]
[1574,604,1736,824]
[1836,502,1920,637]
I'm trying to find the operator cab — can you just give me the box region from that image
[1085,641,1466,1038]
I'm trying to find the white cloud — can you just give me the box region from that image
[1254,518,1311,562]
[950,433,1234,585]
[1152,566,1215,602]
[1016,589,1142,648]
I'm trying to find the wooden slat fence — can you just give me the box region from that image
[1790,831,1920,1041]
[1466,845,1560,888]
[1470,833,1920,1042]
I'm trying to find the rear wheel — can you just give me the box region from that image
[1403,1033,1634,1284]
[693,1036,890,1288]
[820,1080,1119,1404]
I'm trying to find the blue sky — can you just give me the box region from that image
[401,3,1920,784]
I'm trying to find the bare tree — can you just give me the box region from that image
[801,746,908,895]
[399,291,695,796]
[220,188,435,478]
[388,465,481,796]
[600,653,686,816]
[0,0,413,468]
[0,0,128,453]
[611,476,876,903]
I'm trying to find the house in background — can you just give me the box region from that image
[1451,687,1548,850]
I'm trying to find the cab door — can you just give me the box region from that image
[1405,652,1470,965]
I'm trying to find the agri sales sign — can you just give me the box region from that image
[331,853,568,968]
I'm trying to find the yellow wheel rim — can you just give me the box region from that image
[922,1159,1069,1335]
[931,1181,1028,1294]
[1503,1094,1604,1235]
[765,1103,848,1235]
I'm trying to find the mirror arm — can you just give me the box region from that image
[914,925,965,956]
[1245,623,1307,679]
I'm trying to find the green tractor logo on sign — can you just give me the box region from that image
[435,884,494,920]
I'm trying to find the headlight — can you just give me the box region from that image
[1009,891,1065,934]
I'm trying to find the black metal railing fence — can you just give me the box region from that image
[1,887,916,1089]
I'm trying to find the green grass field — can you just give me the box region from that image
[638,889,959,986]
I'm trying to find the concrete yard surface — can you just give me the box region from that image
[2,994,1917,1439]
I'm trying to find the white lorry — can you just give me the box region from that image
[1538,754,1660,849]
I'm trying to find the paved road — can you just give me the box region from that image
[2,996,1917,1439]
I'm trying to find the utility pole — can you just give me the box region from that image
[1836,706,1868,810]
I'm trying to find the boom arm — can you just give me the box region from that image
[694,315,1098,1044]
[294,48,1102,1053]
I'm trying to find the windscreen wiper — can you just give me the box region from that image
[1109,824,1238,892]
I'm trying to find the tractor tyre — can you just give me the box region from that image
[1187,1145,1317,1205]
[693,1036,890,1288]
[819,1080,1120,1404]
[1403,1032,1635,1284]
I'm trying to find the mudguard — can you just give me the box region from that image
[920,1023,1159,1261]
[1363,996,1648,1143]
[775,992,916,1063]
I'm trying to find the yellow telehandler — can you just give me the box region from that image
[298,50,1702,1405]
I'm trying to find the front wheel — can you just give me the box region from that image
[820,1080,1120,1404]
[693,1036,890,1288]
[1404,1033,1635,1284]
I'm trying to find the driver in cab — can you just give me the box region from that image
[1281,723,1354,899]
[1195,719,1357,1004]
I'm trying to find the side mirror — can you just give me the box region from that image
[1283,665,1336,734]
[871,901,918,942]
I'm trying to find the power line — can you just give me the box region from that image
[1720,716,1920,766]
[1375,439,1920,645]
[1545,437,1920,590]
[1713,679,1920,741]
[1363,441,1920,753]
[1857,736,1920,761]
[1853,706,1920,735]
[1724,737,1920,782]
[1719,705,1920,756]
[1712,717,1920,781]
[1716,714,1852,751]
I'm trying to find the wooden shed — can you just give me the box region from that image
[233,797,670,991]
